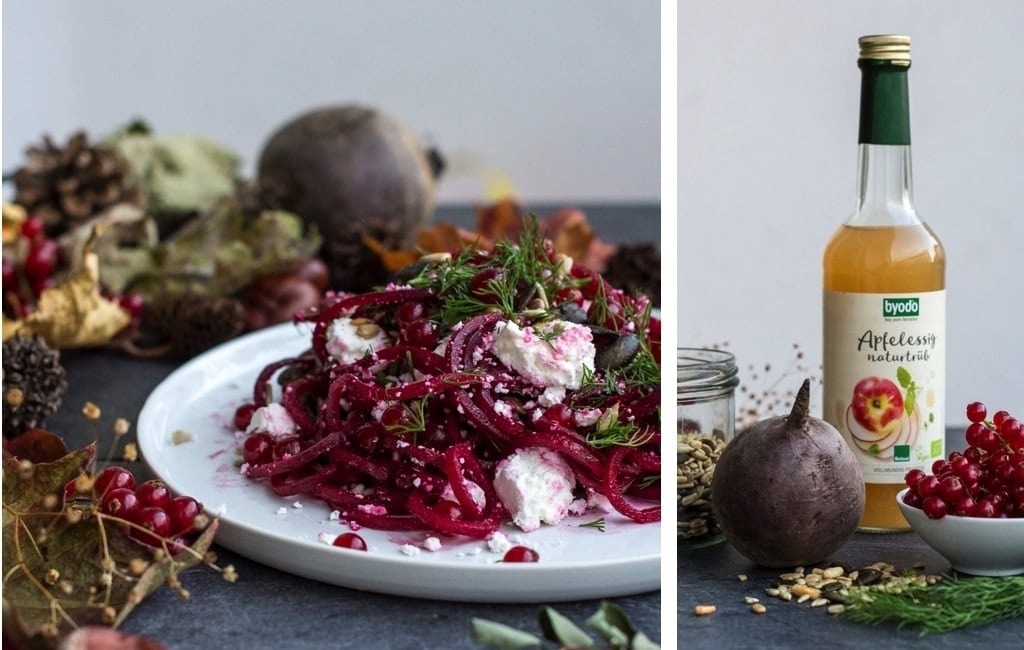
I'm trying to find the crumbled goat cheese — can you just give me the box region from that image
[325,316,392,364]
[246,403,297,439]
[292,501,303,509]
[329,510,341,521]
[575,408,603,427]
[275,507,288,517]
[441,480,486,509]
[399,544,421,557]
[492,320,595,399]
[493,447,576,532]
[424,536,442,552]
[487,532,512,554]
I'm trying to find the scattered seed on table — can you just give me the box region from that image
[744,596,760,605]
[827,604,846,615]
[810,598,829,608]
[751,603,766,614]
[737,574,748,582]
[694,604,717,616]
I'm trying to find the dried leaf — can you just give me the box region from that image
[3,203,28,245]
[2,447,219,648]
[475,199,524,243]
[3,252,129,348]
[542,208,615,273]
[363,236,420,274]
[2,429,69,464]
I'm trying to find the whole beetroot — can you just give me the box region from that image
[711,379,864,567]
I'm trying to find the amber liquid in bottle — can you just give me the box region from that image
[824,226,945,530]
[823,36,946,532]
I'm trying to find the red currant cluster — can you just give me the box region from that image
[3,216,60,318]
[902,402,1024,519]
[91,466,206,550]
[3,214,144,327]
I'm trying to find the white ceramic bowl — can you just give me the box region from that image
[896,488,1024,576]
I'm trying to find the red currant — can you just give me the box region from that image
[904,468,926,489]
[132,507,172,546]
[993,410,1011,428]
[931,459,949,475]
[400,319,438,348]
[974,499,999,518]
[100,487,141,520]
[135,480,173,509]
[965,401,987,424]
[243,433,274,464]
[921,496,948,519]
[554,287,584,306]
[916,475,940,498]
[332,532,367,551]
[902,490,922,508]
[20,216,45,241]
[953,495,977,517]
[502,546,539,563]
[234,402,257,431]
[118,293,144,318]
[95,466,136,496]
[168,496,203,534]
[23,239,59,281]
[380,405,415,432]
[938,475,965,503]
[2,259,17,288]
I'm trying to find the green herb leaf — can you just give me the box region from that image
[470,618,543,649]
[538,605,595,647]
[579,518,606,532]
[896,367,912,389]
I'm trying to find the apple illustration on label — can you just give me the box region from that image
[850,377,904,434]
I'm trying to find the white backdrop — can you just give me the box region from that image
[679,1,1023,425]
[2,1,660,204]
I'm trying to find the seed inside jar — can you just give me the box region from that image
[677,429,726,543]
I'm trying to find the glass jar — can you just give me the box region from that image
[677,348,739,549]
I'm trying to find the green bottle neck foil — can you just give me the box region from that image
[858,59,911,146]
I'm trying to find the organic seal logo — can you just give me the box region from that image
[883,297,919,318]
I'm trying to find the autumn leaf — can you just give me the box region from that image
[2,447,219,649]
[3,251,129,348]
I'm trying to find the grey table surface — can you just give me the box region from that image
[678,428,1024,649]
[37,204,662,649]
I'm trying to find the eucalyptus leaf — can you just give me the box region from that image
[538,605,595,647]
[585,601,635,647]
[470,618,543,649]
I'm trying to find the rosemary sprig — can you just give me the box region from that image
[841,576,1024,635]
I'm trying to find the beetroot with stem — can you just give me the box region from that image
[711,378,865,567]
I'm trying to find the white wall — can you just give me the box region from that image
[2,1,660,204]
[679,1,1024,425]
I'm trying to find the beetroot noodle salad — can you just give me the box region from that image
[233,219,661,540]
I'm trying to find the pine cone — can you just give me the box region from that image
[143,293,246,359]
[12,132,144,236]
[323,218,404,292]
[2,334,69,437]
[603,243,661,300]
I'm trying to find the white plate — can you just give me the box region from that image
[138,322,660,602]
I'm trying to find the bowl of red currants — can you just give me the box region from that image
[896,402,1024,577]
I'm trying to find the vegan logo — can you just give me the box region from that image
[883,297,919,319]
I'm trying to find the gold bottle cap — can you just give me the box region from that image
[858,34,911,63]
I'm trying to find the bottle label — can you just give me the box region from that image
[823,290,945,483]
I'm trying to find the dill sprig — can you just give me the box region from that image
[585,404,655,449]
[579,518,606,532]
[841,576,1024,635]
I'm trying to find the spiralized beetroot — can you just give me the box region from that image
[237,227,660,538]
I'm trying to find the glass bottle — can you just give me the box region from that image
[677,348,738,548]
[823,35,946,532]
